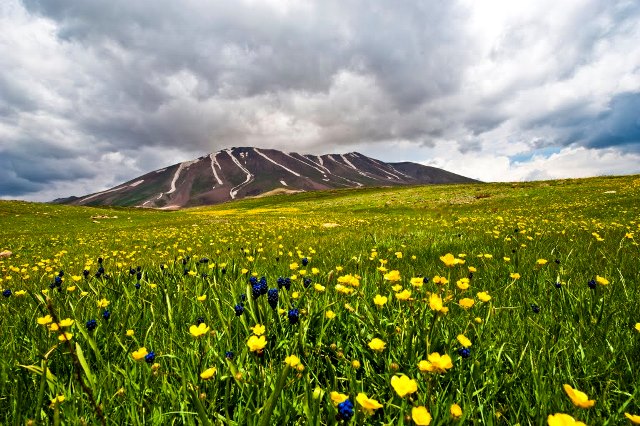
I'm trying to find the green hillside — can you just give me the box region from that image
[1,175,639,425]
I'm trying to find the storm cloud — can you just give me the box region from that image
[1,0,639,200]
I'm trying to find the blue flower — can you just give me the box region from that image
[102,309,111,320]
[301,257,309,266]
[97,257,103,264]
[145,351,156,364]
[82,269,90,278]
[195,317,205,325]
[288,308,299,325]
[249,276,258,285]
[530,304,540,314]
[54,276,62,286]
[588,279,596,289]
[2,289,11,297]
[267,288,278,309]
[86,319,97,331]
[234,304,244,316]
[135,283,141,289]
[555,282,562,289]
[458,348,471,358]
[225,351,234,360]
[303,277,312,288]
[337,399,354,421]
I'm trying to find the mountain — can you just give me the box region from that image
[60,147,479,209]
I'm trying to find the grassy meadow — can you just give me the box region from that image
[1,175,640,425]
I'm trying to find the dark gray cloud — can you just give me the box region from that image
[1,0,640,200]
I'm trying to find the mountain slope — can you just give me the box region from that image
[62,147,479,208]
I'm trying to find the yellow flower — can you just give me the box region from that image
[459,298,475,309]
[563,384,595,408]
[536,259,548,266]
[440,253,464,267]
[241,268,249,274]
[391,284,402,292]
[200,367,217,379]
[284,355,300,367]
[356,393,383,414]
[390,374,417,397]
[37,315,53,325]
[625,413,640,424]
[132,347,149,361]
[547,413,586,426]
[251,324,266,336]
[395,289,411,301]
[457,334,472,348]
[330,391,349,405]
[368,338,386,352]
[418,352,453,373]
[510,272,521,279]
[58,332,73,342]
[412,406,432,425]
[468,266,477,272]
[383,270,401,282]
[312,267,320,275]
[50,394,65,407]
[291,291,300,299]
[197,294,207,301]
[66,286,76,292]
[395,251,403,259]
[410,277,424,288]
[595,275,609,286]
[59,318,74,327]
[97,298,110,308]
[189,323,210,338]
[456,278,470,290]
[126,329,135,337]
[71,275,82,282]
[325,310,336,319]
[314,283,326,292]
[450,403,463,419]
[429,293,443,311]
[433,275,449,285]
[373,294,388,307]
[477,291,492,302]
[635,323,640,332]
[351,360,361,369]
[247,335,267,352]
[289,262,299,270]
[14,290,26,296]
[48,323,59,331]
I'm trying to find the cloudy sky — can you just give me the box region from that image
[1,0,639,201]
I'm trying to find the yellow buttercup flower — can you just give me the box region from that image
[250,324,266,336]
[457,334,472,348]
[635,323,640,332]
[433,275,449,285]
[368,338,386,352]
[450,403,462,419]
[429,293,443,311]
[59,318,74,327]
[284,355,300,367]
[58,332,73,342]
[395,289,411,301]
[595,275,609,286]
[247,335,267,352]
[37,315,53,325]
[314,283,325,292]
[563,384,595,408]
[625,413,640,424]
[418,352,453,373]
[126,329,135,337]
[440,253,464,267]
[510,272,521,279]
[456,278,470,290]
[325,310,336,319]
[132,347,148,361]
[477,291,492,302]
[373,294,387,307]
[547,413,586,426]
[356,393,383,415]
[410,277,424,288]
[390,374,417,397]
[412,406,432,425]
[536,259,548,266]
[383,270,401,282]
[197,294,207,301]
[189,323,210,338]
[97,298,110,308]
[330,391,348,405]
[459,298,475,309]
[200,367,217,379]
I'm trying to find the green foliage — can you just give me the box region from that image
[1,175,639,425]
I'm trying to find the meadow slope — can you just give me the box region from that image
[1,175,639,425]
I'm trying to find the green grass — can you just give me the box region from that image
[1,175,640,425]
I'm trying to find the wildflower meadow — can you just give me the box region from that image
[1,175,639,425]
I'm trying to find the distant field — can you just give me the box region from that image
[1,175,639,425]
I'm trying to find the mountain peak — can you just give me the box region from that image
[62,147,478,208]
